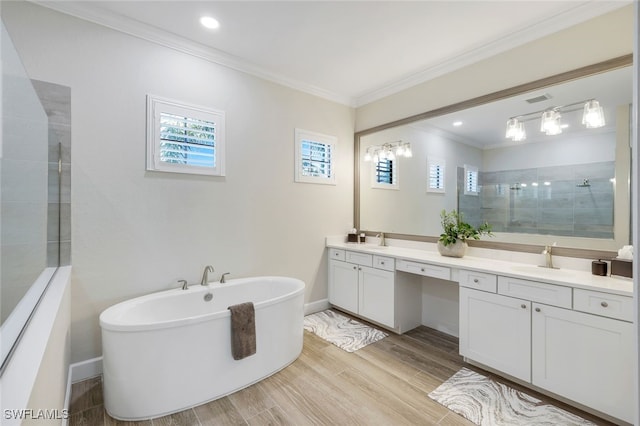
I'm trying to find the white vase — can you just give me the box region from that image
[437,240,468,258]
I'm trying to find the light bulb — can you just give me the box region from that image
[540,110,562,135]
[582,100,605,128]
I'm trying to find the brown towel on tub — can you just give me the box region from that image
[228,302,256,360]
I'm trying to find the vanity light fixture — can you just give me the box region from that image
[200,16,220,29]
[363,140,412,162]
[505,98,605,141]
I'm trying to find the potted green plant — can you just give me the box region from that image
[438,209,492,257]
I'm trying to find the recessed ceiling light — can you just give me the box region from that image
[453,121,463,127]
[200,16,220,30]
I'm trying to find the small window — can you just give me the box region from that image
[294,128,336,185]
[147,95,225,176]
[427,158,445,193]
[372,157,399,190]
[464,164,479,195]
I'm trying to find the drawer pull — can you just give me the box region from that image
[473,278,479,283]
[601,301,609,308]
[421,268,425,272]
[380,261,385,265]
[521,304,527,309]
[535,307,541,312]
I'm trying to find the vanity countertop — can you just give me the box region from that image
[327,241,633,297]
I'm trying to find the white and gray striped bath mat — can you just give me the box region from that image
[429,367,597,426]
[303,310,387,352]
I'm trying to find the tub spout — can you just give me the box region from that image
[220,272,230,283]
[201,265,214,285]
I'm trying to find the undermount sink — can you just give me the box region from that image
[509,264,575,278]
[364,245,389,251]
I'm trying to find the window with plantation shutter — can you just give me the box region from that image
[146,95,225,176]
[464,164,479,195]
[371,158,399,190]
[294,128,336,185]
[427,158,445,193]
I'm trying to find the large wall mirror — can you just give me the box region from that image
[356,56,632,256]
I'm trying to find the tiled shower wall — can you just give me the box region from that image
[32,80,71,266]
[459,162,615,239]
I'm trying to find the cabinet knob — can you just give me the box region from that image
[521,304,527,309]
[473,278,479,283]
[353,266,357,270]
[421,268,425,272]
[381,261,385,265]
[535,307,541,312]
[601,301,609,308]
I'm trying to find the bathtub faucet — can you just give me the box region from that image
[201,265,214,285]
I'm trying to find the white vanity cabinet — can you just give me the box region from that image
[459,287,531,382]
[459,270,634,423]
[531,303,634,423]
[328,248,421,332]
[328,258,359,313]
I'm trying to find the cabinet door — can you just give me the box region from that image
[532,304,634,423]
[459,287,531,382]
[358,266,395,328]
[328,259,359,313]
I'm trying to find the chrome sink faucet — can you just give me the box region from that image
[201,265,214,285]
[376,232,386,246]
[220,272,230,283]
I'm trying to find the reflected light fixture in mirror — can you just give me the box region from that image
[506,99,606,141]
[363,140,412,162]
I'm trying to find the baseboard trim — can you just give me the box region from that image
[70,356,103,383]
[304,299,330,315]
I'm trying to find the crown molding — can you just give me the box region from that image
[353,1,632,108]
[30,1,629,109]
[30,0,355,106]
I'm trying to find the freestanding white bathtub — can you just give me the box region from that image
[100,276,305,420]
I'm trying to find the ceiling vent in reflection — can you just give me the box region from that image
[525,93,552,104]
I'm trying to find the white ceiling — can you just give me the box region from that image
[35,0,630,107]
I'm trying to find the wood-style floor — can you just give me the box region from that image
[69,315,613,425]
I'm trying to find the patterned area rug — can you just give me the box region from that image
[303,310,388,352]
[429,368,597,426]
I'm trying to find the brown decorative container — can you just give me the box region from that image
[610,259,632,278]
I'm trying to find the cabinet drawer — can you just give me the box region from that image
[345,251,373,267]
[498,276,571,309]
[373,255,395,272]
[396,259,450,280]
[459,270,497,293]
[573,289,633,322]
[328,248,345,261]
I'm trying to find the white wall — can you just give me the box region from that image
[2,1,355,363]
[356,5,634,132]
